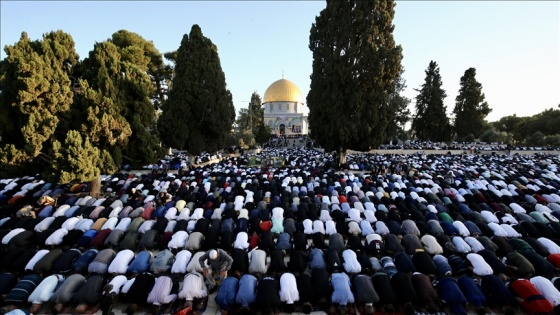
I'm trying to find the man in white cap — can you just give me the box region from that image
[198,248,233,291]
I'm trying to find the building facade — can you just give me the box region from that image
[262,77,309,136]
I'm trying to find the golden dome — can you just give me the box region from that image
[263,78,303,104]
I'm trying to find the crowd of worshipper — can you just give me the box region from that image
[262,136,314,149]
[380,140,558,153]
[1,147,560,315]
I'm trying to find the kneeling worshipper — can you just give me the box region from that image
[331,271,355,315]
[178,271,208,309]
[107,249,135,275]
[256,273,281,315]
[436,276,468,315]
[27,274,65,314]
[479,274,516,313]
[235,273,258,312]
[147,275,179,313]
[99,275,128,315]
[3,274,43,313]
[122,272,156,315]
[73,274,105,314]
[49,273,86,312]
[510,278,554,314]
[215,273,240,314]
[279,272,300,313]
[352,273,378,315]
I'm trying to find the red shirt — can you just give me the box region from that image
[260,221,272,232]
[249,234,260,250]
[511,279,554,314]
[547,254,560,268]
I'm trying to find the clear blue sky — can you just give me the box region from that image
[1,1,558,123]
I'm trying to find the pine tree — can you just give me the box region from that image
[384,72,411,143]
[50,130,103,184]
[158,25,235,154]
[453,67,491,140]
[236,92,264,136]
[411,61,452,142]
[308,0,403,163]
[78,41,132,169]
[0,31,79,176]
[79,31,165,167]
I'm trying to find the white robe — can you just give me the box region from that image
[303,219,313,234]
[178,272,207,300]
[313,220,325,234]
[172,250,193,274]
[234,232,249,250]
[279,273,299,304]
[325,220,337,235]
[342,249,362,273]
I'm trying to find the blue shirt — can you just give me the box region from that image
[73,249,98,273]
[127,251,153,274]
[236,274,257,308]
[433,255,452,276]
[215,277,239,310]
[437,277,467,315]
[394,252,416,274]
[458,276,486,307]
[82,229,98,238]
[440,221,460,236]
[221,218,234,233]
[331,272,354,305]
[153,206,167,218]
[309,248,326,269]
[276,233,292,250]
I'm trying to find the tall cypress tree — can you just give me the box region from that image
[411,61,452,142]
[158,24,235,154]
[78,41,132,170]
[308,0,403,163]
[236,92,264,135]
[78,31,165,167]
[383,72,411,143]
[453,67,491,140]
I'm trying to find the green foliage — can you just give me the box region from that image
[158,25,235,154]
[236,108,251,133]
[255,124,272,144]
[236,92,264,137]
[453,68,491,139]
[544,135,560,147]
[0,31,82,181]
[491,109,560,144]
[479,128,502,143]
[79,31,164,165]
[526,131,545,146]
[411,61,452,142]
[462,134,475,143]
[111,30,172,110]
[0,31,78,158]
[238,130,256,149]
[49,130,108,184]
[307,0,403,155]
[384,72,411,143]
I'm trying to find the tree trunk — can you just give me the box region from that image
[90,175,101,199]
[338,148,347,167]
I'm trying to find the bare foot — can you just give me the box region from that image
[75,304,88,313]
